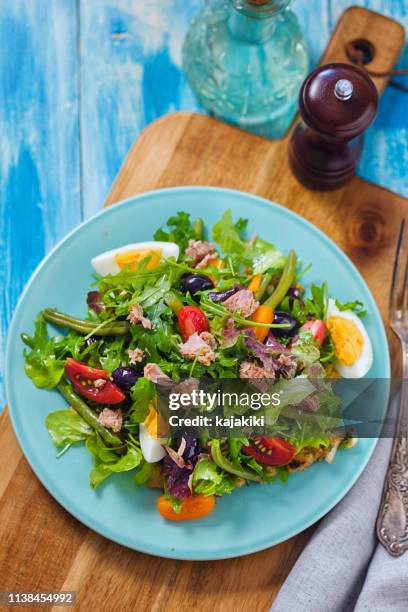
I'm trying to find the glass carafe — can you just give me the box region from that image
[183,0,309,139]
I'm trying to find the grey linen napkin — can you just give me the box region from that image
[271,397,408,612]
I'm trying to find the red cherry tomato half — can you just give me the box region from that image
[65,358,107,380]
[65,358,125,404]
[243,436,296,466]
[301,319,326,345]
[178,306,209,342]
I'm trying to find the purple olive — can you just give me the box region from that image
[208,284,244,303]
[180,274,214,296]
[272,311,298,337]
[111,366,141,391]
[287,287,303,308]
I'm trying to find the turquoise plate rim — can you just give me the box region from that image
[5,186,390,560]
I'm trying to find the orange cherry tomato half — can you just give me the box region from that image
[157,494,215,521]
[243,436,296,466]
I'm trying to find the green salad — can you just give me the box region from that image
[22,210,372,521]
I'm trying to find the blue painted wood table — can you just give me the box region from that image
[1,0,407,406]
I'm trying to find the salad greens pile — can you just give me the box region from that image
[21,209,363,521]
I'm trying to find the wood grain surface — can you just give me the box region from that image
[1,7,407,612]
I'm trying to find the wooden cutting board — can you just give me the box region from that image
[1,7,407,612]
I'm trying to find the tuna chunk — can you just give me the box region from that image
[185,239,216,268]
[239,360,275,392]
[274,354,297,379]
[224,289,259,318]
[199,331,217,350]
[98,408,123,433]
[179,332,217,366]
[143,363,171,384]
[128,348,144,364]
[127,304,152,329]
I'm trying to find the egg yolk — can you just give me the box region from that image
[327,316,364,366]
[115,249,161,271]
[144,405,169,439]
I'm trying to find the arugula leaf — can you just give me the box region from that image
[138,275,172,309]
[129,377,155,423]
[334,299,367,318]
[21,313,65,389]
[212,209,247,255]
[193,458,237,496]
[303,282,328,320]
[234,217,248,235]
[97,336,125,373]
[154,212,199,255]
[45,409,93,448]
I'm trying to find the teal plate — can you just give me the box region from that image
[6,187,390,560]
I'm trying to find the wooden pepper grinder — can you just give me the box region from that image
[289,63,378,191]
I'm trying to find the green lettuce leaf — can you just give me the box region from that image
[129,377,155,423]
[45,409,93,448]
[86,435,143,488]
[212,209,247,255]
[246,238,286,274]
[134,461,155,486]
[290,331,321,367]
[21,313,65,389]
[193,458,237,496]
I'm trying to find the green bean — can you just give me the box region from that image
[57,381,122,447]
[21,333,35,349]
[192,217,204,240]
[44,309,129,336]
[211,440,262,483]
[255,272,272,302]
[264,250,297,311]
[164,292,183,315]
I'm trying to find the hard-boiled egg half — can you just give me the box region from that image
[91,241,179,276]
[139,405,169,463]
[326,298,373,378]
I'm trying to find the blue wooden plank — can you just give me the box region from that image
[79,0,332,221]
[0,0,81,405]
[329,0,408,197]
[79,0,202,219]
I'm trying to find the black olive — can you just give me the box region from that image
[111,366,141,391]
[84,336,98,348]
[273,311,298,337]
[208,284,244,303]
[180,274,214,296]
[287,286,303,308]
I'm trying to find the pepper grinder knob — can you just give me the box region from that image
[289,63,378,191]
